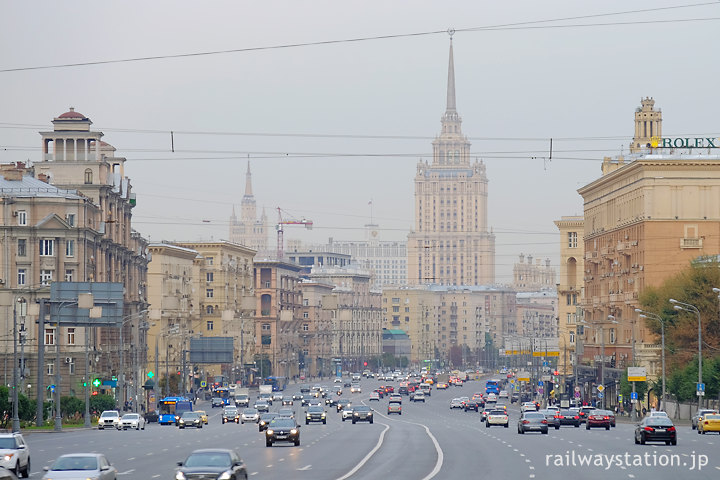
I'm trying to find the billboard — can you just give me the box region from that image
[627,367,647,382]
[189,337,234,364]
[49,282,124,326]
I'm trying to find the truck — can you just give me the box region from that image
[259,385,273,395]
[234,388,250,407]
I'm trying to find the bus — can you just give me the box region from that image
[264,376,287,392]
[485,379,501,395]
[212,387,231,405]
[158,396,193,425]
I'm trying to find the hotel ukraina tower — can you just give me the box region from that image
[407,41,496,285]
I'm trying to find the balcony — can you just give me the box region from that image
[600,246,614,256]
[680,237,702,249]
[585,251,599,262]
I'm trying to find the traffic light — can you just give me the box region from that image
[363,362,368,367]
[147,371,155,379]
[554,370,559,376]
[82,380,87,387]
[92,378,101,388]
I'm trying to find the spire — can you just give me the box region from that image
[446,36,456,113]
[244,161,253,196]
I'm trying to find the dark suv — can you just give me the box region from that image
[352,405,374,424]
[305,406,327,424]
[265,418,301,447]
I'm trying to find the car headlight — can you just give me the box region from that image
[175,471,187,480]
[321,414,326,418]
[179,419,185,424]
[306,415,311,419]
[3,454,14,461]
[260,421,266,426]
[290,429,298,434]
[219,472,232,480]
[266,429,274,435]
[368,412,373,416]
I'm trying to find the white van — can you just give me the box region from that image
[419,383,432,396]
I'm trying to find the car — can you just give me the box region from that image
[554,409,581,428]
[301,394,315,407]
[411,391,426,402]
[258,393,273,404]
[325,396,338,407]
[195,410,209,425]
[480,407,493,422]
[486,393,497,404]
[98,410,121,430]
[648,410,669,418]
[344,381,352,388]
[240,408,259,424]
[388,400,402,415]
[520,402,537,413]
[265,418,301,447]
[518,411,549,434]
[277,408,295,419]
[398,386,409,395]
[539,409,559,429]
[510,393,519,404]
[281,396,294,406]
[334,377,342,383]
[211,397,224,408]
[0,468,18,480]
[0,434,30,478]
[234,394,250,408]
[300,387,311,394]
[436,383,449,390]
[498,390,509,399]
[586,409,612,430]
[698,413,720,434]
[352,405,374,424]
[388,395,402,404]
[272,392,284,402]
[258,413,278,432]
[175,448,248,480]
[369,392,380,401]
[374,389,385,399]
[350,384,362,394]
[254,400,270,413]
[464,397,480,412]
[306,406,327,424]
[118,413,146,430]
[634,416,677,445]
[486,409,509,428]
[42,454,116,480]
[337,399,352,412]
[576,406,595,424]
[291,392,303,401]
[342,407,355,421]
[179,411,203,429]
[691,409,717,429]
[222,407,240,424]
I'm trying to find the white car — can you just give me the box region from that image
[98,410,121,429]
[350,384,362,393]
[369,392,380,401]
[342,407,355,421]
[0,433,30,477]
[118,413,146,430]
[521,402,538,413]
[498,390,509,399]
[241,408,260,424]
[486,410,509,428]
[334,377,342,383]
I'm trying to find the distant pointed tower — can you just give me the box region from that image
[630,97,662,153]
[407,38,496,286]
[229,162,268,253]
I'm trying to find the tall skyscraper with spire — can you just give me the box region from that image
[407,40,496,286]
[229,162,268,253]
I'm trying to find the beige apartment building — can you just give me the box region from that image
[512,254,556,291]
[554,216,585,377]
[381,286,439,364]
[298,280,335,376]
[407,41,495,286]
[171,241,256,382]
[578,98,720,381]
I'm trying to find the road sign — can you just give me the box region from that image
[618,394,623,400]
[628,367,647,382]
[49,384,55,392]
[574,392,580,398]
[541,375,551,382]
[597,385,605,393]
[631,392,638,400]
[200,381,207,388]
[697,383,705,392]
[574,386,581,392]
[509,378,515,384]
[538,388,544,394]
[597,392,604,399]
[538,381,544,387]
[697,391,705,396]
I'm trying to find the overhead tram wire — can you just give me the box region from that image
[0,2,718,73]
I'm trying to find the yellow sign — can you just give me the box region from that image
[532,351,561,357]
[628,367,647,382]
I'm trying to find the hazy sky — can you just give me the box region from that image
[2,1,719,283]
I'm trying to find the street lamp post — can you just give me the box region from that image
[636,309,666,412]
[582,316,618,410]
[670,299,702,408]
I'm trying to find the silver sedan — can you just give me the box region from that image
[42,453,117,480]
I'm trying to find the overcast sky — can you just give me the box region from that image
[2,1,719,283]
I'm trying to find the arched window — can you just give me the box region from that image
[84,169,93,184]
[206,305,214,314]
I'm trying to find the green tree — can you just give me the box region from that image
[620,368,648,399]
[90,394,117,414]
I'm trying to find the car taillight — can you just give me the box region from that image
[522,420,530,424]
[541,420,547,424]
[603,416,609,420]
[574,416,579,419]
[667,426,676,432]
[554,415,561,418]
[705,421,709,425]
[644,426,654,432]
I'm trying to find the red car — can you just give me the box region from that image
[586,409,612,430]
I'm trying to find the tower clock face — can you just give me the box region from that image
[371,230,378,237]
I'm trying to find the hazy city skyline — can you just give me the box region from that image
[2,1,719,283]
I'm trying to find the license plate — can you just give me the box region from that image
[276,435,287,439]
[656,428,665,432]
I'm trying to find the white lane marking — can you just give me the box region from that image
[127,457,135,461]
[118,470,135,475]
[298,465,312,471]
[152,475,161,478]
[266,464,273,468]
[335,423,390,480]
[250,472,258,476]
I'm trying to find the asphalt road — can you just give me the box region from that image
[21,377,720,479]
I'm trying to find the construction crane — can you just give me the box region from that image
[276,207,313,259]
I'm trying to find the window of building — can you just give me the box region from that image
[17,239,26,256]
[262,323,271,331]
[68,359,75,375]
[40,239,54,256]
[569,332,575,343]
[84,169,93,184]
[392,306,399,313]
[206,320,214,331]
[206,257,214,265]
[609,328,616,344]
[65,269,73,282]
[206,305,214,314]
[47,362,54,376]
[206,289,214,298]
[303,312,309,319]
[67,328,75,345]
[206,272,213,282]
[66,214,75,226]
[392,297,400,304]
[261,334,272,345]
[65,240,75,257]
[45,328,55,346]
[17,269,26,286]
[303,323,309,331]
[303,299,309,306]
[17,211,27,226]
[568,232,578,248]
[40,270,53,285]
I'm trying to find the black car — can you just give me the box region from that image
[176,448,248,480]
[306,406,327,424]
[258,413,278,432]
[292,392,304,401]
[634,416,677,445]
[266,418,301,447]
[211,397,224,408]
[464,398,481,412]
[337,399,352,412]
[282,397,294,406]
[517,411,548,434]
[555,409,581,428]
[301,394,315,407]
[178,411,203,429]
[352,405,374,424]
[398,386,409,395]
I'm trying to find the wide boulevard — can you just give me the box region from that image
[22,376,720,479]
